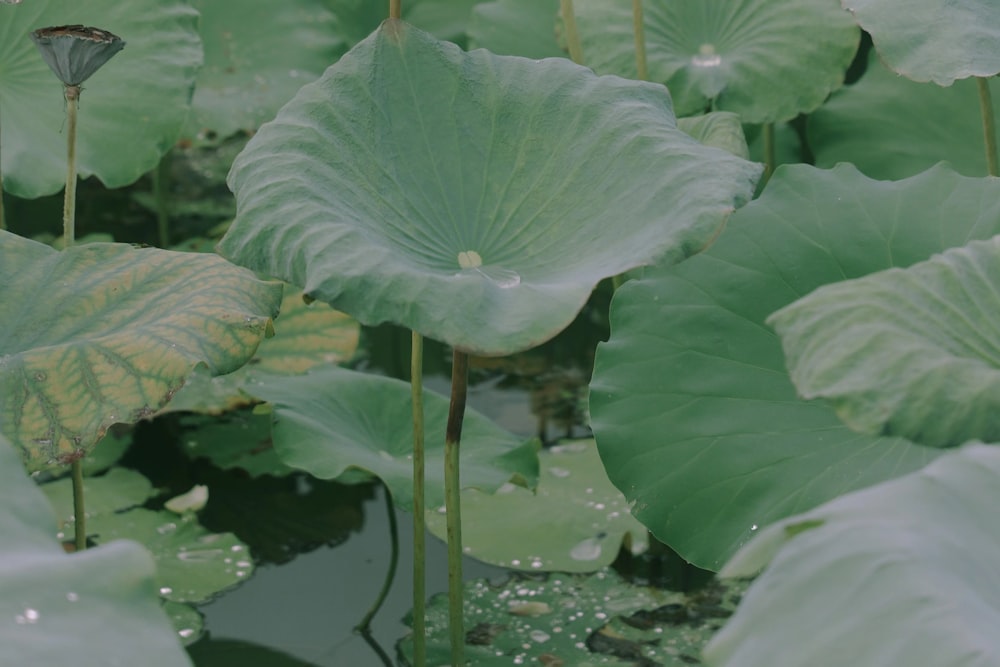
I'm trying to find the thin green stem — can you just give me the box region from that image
[356,481,399,633]
[444,349,470,666]
[153,153,171,247]
[632,0,648,81]
[762,122,776,185]
[358,629,394,667]
[0,104,6,231]
[389,0,401,19]
[63,85,80,247]
[977,77,999,177]
[411,331,427,667]
[72,459,86,551]
[561,0,584,65]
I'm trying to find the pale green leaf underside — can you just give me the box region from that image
[244,366,539,512]
[219,19,760,356]
[425,440,648,573]
[0,436,191,666]
[590,163,1000,570]
[844,0,1000,84]
[810,52,1000,179]
[0,231,282,471]
[573,0,859,122]
[706,443,1000,667]
[0,0,201,197]
[770,236,1000,448]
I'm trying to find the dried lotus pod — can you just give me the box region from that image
[30,24,125,87]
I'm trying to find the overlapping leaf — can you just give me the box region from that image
[770,236,1000,448]
[810,52,1000,179]
[244,366,539,512]
[0,435,191,666]
[572,0,859,122]
[843,0,1000,84]
[467,0,562,59]
[589,163,1000,570]
[705,443,1000,667]
[0,231,282,470]
[0,0,201,196]
[219,20,760,356]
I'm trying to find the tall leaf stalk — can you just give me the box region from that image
[977,77,999,177]
[63,83,86,551]
[561,0,584,65]
[444,349,470,666]
[632,0,647,81]
[411,331,427,667]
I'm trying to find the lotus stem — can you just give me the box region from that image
[762,122,776,184]
[444,348,470,666]
[63,85,80,247]
[64,83,86,551]
[72,457,86,551]
[561,0,584,65]
[389,0,401,20]
[356,481,399,634]
[153,154,171,247]
[632,0,647,81]
[411,330,427,667]
[0,105,6,231]
[977,77,999,177]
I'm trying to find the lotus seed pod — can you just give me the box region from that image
[30,25,125,86]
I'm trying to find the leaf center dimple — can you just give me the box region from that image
[457,250,483,269]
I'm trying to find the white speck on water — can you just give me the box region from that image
[549,467,571,478]
[179,628,196,638]
[65,592,79,602]
[15,608,40,624]
[159,587,173,595]
[529,630,550,643]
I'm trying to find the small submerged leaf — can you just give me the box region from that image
[426,439,648,572]
[399,569,747,665]
[40,467,154,531]
[89,509,254,604]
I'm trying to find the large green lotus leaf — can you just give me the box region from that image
[572,0,859,122]
[398,570,747,666]
[810,52,1000,179]
[89,509,254,605]
[589,163,1000,570]
[426,439,648,572]
[0,0,201,197]
[181,0,343,145]
[704,443,1000,667]
[769,237,1000,448]
[0,231,282,471]
[163,288,359,414]
[843,0,1000,85]
[0,435,191,666]
[219,20,760,356]
[243,366,539,512]
[467,0,562,59]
